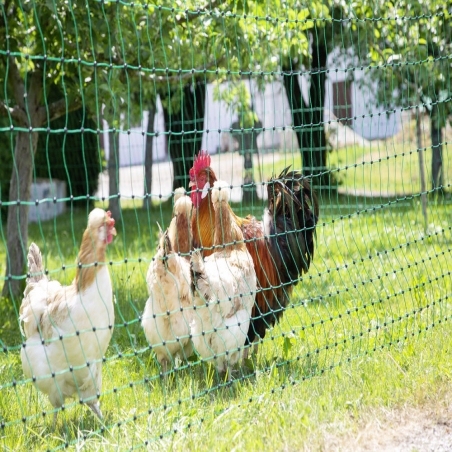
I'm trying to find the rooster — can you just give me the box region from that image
[20,209,117,426]
[190,180,256,377]
[189,150,318,350]
[142,188,194,373]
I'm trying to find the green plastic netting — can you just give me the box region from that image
[0,0,451,449]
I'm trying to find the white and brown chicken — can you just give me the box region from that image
[190,181,257,378]
[20,208,117,426]
[142,189,194,373]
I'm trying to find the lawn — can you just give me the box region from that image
[1,180,451,450]
[259,123,452,198]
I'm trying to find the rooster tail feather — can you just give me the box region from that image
[275,165,292,180]
[27,243,45,284]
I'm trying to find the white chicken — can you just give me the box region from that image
[190,181,257,377]
[142,189,194,373]
[20,208,117,426]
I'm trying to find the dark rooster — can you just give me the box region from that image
[189,150,319,348]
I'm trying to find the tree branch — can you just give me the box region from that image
[175,5,216,25]
[37,97,83,124]
[27,70,44,116]
[0,100,28,124]
[156,57,226,82]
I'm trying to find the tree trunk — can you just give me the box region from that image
[430,109,443,191]
[283,39,331,191]
[143,104,155,209]
[2,130,39,299]
[416,113,428,233]
[282,64,310,166]
[1,65,80,299]
[308,40,329,189]
[242,132,256,205]
[162,81,206,191]
[108,129,120,219]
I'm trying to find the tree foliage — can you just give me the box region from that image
[360,0,451,189]
[359,1,451,117]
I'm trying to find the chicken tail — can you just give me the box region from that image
[21,243,49,337]
[162,230,172,256]
[156,222,164,239]
[171,194,193,254]
[27,243,45,285]
[190,250,207,302]
[211,180,230,207]
[267,167,319,281]
[173,187,187,204]
[190,250,205,275]
[211,180,238,249]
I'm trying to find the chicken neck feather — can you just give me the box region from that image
[75,229,108,292]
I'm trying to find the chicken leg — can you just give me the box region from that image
[87,402,103,420]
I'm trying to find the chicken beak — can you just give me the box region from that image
[188,181,195,188]
[110,227,117,236]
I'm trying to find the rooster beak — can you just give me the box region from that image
[110,227,117,236]
[189,181,195,188]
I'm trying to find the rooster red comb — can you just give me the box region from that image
[192,150,211,175]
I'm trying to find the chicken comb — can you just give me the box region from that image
[192,150,211,174]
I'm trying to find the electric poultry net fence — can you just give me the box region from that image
[0,0,451,449]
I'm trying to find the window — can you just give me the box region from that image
[332,81,352,125]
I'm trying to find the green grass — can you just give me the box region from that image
[1,188,451,450]
[260,139,452,197]
[331,142,452,197]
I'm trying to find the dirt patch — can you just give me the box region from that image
[320,402,452,452]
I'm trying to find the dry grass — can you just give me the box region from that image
[320,387,452,452]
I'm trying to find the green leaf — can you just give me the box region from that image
[283,336,293,358]
[297,9,310,21]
